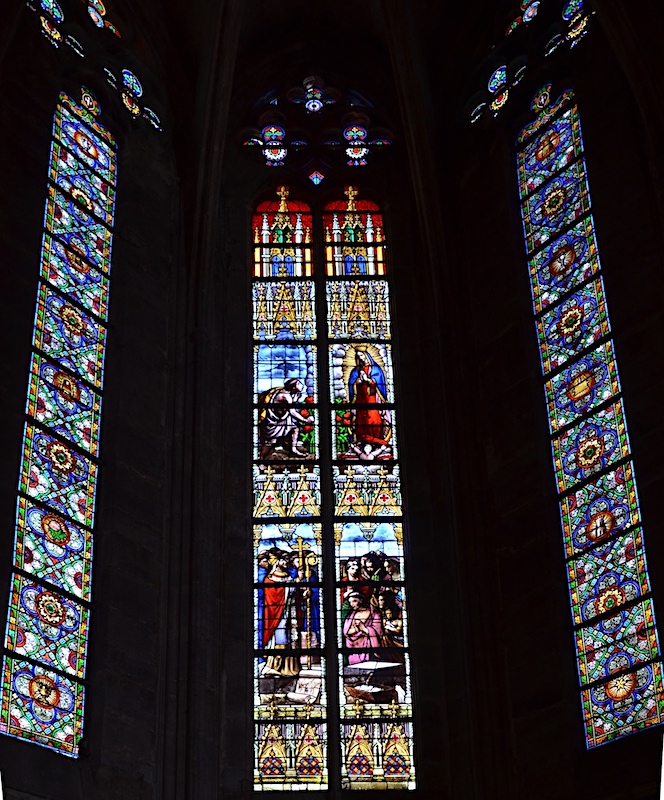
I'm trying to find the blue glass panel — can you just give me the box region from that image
[560,463,641,558]
[536,278,609,374]
[54,102,115,182]
[521,160,591,252]
[552,401,629,493]
[49,141,115,225]
[335,522,404,581]
[518,107,583,197]
[528,217,600,315]
[45,186,111,272]
[41,234,109,318]
[254,344,318,402]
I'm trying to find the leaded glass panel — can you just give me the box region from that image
[338,652,412,719]
[567,527,650,625]
[253,281,316,341]
[517,87,663,748]
[55,101,115,181]
[33,283,107,389]
[544,340,619,432]
[333,465,403,517]
[582,661,664,748]
[521,160,591,252]
[559,463,640,558]
[335,522,404,581]
[326,281,391,340]
[20,424,97,526]
[518,107,582,197]
[45,186,111,272]
[250,183,414,787]
[329,343,395,404]
[575,598,660,686]
[254,657,327,719]
[5,573,89,678]
[528,217,600,314]
[14,497,93,601]
[2,90,116,756]
[536,278,609,375]
[340,722,415,790]
[41,235,110,319]
[27,353,102,456]
[551,401,629,493]
[253,465,322,518]
[0,656,84,757]
[253,343,317,402]
[254,722,328,790]
[49,141,115,225]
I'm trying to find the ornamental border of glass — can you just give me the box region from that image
[0,87,117,757]
[252,185,416,789]
[516,84,664,747]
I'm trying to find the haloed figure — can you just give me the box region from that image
[348,349,390,450]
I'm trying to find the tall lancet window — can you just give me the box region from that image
[516,85,664,747]
[252,186,415,790]
[0,87,116,757]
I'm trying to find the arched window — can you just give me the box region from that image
[0,0,163,758]
[252,185,415,789]
[516,84,664,747]
[0,86,116,758]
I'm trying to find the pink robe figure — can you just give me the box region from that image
[343,606,383,664]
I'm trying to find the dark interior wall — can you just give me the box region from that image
[0,1,663,799]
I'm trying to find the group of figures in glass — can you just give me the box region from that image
[252,186,414,789]
[517,85,664,747]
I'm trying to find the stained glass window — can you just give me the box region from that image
[0,88,117,757]
[516,85,664,747]
[252,186,415,789]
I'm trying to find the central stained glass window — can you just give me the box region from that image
[252,185,415,790]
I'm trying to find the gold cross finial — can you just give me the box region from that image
[277,185,289,212]
[387,698,399,718]
[353,698,364,717]
[344,185,358,211]
[268,697,280,719]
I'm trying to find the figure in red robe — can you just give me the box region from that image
[348,349,389,446]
